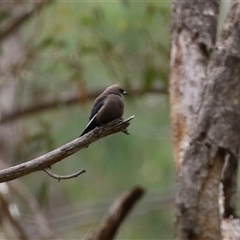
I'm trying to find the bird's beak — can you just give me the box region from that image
[123,90,128,95]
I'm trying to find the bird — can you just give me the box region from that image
[79,84,127,137]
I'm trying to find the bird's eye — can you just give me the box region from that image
[121,89,128,95]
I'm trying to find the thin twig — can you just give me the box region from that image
[0,116,134,183]
[44,168,86,182]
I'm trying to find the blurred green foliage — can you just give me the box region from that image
[14,1,174,239]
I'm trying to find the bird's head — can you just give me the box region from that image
[106,84,128,97]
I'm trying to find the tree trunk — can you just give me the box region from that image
[170,0,219,171]
[170,0,240,239]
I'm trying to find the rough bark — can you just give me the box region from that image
[221,155,238,219]
[170,0,219,171]
[172,1,240,239]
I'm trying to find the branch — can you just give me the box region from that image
[0,86,166,124]
[0,187,29,239]
[84,187,145,240]
[0,0,55,41]
[44,168,86,181]
[0,116,134,183]
[8,182,62,239]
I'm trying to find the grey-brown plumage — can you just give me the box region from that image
[80,84,127,137]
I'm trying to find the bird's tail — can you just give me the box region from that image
[79,114,98,137]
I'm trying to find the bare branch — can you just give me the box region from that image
[8,180,62,239]
[0,187,29,239]
[84,187,145,240]
[0,116,134,183]
[44,168,86,182]
[0,0,55,41]
[0,86,166,124]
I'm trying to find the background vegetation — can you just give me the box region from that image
[1,1,175,239]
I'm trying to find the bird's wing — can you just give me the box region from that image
[80,96,107,137]
[89,95,106,119]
